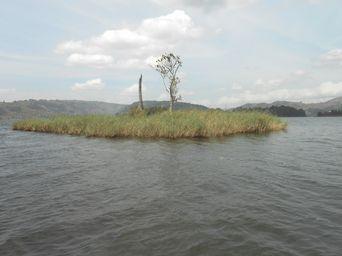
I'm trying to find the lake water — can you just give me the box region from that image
[0,118,341,256]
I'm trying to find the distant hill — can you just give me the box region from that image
[4,97,340,120]
[268,106,306,117]
[237,105,306,117]
[119,101,208,113]
[0,99,209,121]
[0,100,126,121]
[237,97,342,116]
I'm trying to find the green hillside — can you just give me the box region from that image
[0,100,126,121]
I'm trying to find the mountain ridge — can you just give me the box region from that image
[0,99,208,121]
[0,99,126,121]
[237,97,342,116]
[1,96,342,120]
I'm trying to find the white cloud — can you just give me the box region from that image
[56,10,201,69]
[67,54,113,68]
[140,10,201,40]
[152,0,257,10]
[94,29,150,49]
[71,78,105,91]
[321,49,342,65]
[218,81,342,108]
[318,81,342,97]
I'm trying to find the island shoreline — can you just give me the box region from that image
[13,110,287,139]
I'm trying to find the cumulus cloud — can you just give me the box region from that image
[218,81,342,107]
[321,49,342,65]
[319,81,342,96]
[67,54,113,68]
[71,78,105,91]
[56,10,201,69]
[152,0,257,10]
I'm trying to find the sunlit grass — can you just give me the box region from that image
[12,109,286,139]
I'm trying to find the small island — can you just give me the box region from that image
[12,53,286,139]
[13,109,286,139]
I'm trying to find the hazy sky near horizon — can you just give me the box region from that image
[1,0,342,107]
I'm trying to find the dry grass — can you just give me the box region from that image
[13,109,286,139]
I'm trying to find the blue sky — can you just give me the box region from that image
[1,0,342,107]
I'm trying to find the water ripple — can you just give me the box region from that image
[1,118,342,256]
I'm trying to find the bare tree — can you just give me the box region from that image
[154,53,182,112]
[138,74,144,110]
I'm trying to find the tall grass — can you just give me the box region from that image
[12,110,286,139]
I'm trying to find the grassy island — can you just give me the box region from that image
[13,110,286,139]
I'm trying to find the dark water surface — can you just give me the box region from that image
[1,118,341,256]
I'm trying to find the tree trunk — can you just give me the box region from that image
[169,93,174,113]
[138,74,144,110]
